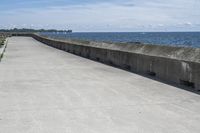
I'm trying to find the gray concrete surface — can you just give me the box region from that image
[31,34,200,90]
[0,37,200,133]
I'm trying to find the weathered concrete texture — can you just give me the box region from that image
[1,37,200,133]
[31,34,200,90]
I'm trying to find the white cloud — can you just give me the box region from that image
[0,0,200,31]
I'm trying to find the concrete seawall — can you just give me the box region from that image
[12,33,200,91]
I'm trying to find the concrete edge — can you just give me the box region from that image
[37,35,200,63]
[34,34,200,63]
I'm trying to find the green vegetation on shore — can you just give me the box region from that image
[0,32,8,62]
[0,37,5,48]
[0,28,72,33]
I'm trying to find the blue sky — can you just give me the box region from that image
[0,0,200,32]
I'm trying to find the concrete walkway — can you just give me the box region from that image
[0,37,200,133]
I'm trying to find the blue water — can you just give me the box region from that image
[40,32,200,48]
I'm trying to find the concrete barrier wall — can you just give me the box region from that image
[12,33,200,91]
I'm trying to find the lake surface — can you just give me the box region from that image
[40,32,200,48]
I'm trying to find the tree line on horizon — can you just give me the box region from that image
[0,28,72,33]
